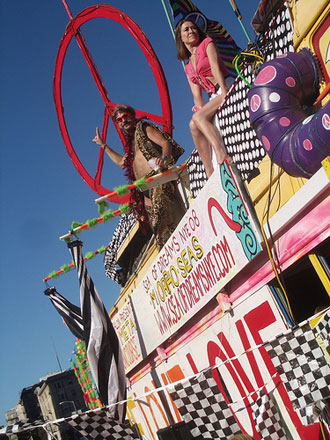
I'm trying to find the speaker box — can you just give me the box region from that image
[156,422,192,440]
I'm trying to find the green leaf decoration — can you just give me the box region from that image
[115,184,129,196]
[120,203,130,215]
[87,218,98,229]
[61,264,72,273]
[97,201,109,215]
[49,270,59,279]
[85,251,95,260]
[97,246,107,254]
[135,177,148,191]
[64,237,72,243]
[102,210,114,223]
[71,221,83,230]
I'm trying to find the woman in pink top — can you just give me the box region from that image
[176,19,232,177]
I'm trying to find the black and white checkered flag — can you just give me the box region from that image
[315,309,330,353]
[45,286,85,341]
[64,409,138,440]
[265,310,330,425]
[68,240,127,422]
[168,368,241,438]
[0,420,44,437]
[104,213,136,284]
[251,390,286,439]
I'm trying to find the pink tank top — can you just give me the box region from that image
[185,37,229,93]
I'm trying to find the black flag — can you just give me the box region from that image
[45,286,84,341]
[68,240,127,422]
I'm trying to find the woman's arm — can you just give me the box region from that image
[92,127,126,169]
[187,75,204,108]
[206,42,228,98]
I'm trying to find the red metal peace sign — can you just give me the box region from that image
[53,4,173,202]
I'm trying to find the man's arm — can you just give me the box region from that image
[92,127,126,169]
[145,125,172,168]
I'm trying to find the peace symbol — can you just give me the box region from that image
[54,4,172,201]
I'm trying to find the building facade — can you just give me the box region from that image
[35,369,87,440]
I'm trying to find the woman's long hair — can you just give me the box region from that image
[175,19,207,61]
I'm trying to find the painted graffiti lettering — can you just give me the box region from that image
[131,170,261,356]
[189,209,200,230]
[143,275,152,294]
[112,301,142,371]
[177,239,203,278]
[179,223,191,243]
[178,209,200,246]
[128,291,317,439]
[122,337,140,368]
[152,235,236,334]
[118,318,135,342]
[149,267,180,309]
[157,235,180,273]
[154,289,188,334]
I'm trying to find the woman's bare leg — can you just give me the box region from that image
[189,119,214,178]
[192,95,231,165]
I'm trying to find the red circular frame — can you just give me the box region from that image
[53,4,173,201]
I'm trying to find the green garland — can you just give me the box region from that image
[119,203,130,215]
[61,264,72,273]
[48,270,59,279]
[71,221,83,231]
[114,184,129,196]
[135,177,148,192]
[45,246,108,280]
[87,218,99,229]
[97,201,109,215]
[85,251,96,260]
[102,209,115,223]
[55,202,132,278]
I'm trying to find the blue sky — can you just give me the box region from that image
[0,0,261,425]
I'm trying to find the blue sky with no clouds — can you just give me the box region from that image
[0,0,261,425]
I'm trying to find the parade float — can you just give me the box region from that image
[44,0,330,439]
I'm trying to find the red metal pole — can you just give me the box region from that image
[62,0,73,20]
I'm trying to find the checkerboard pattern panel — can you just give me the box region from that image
[186,150,208,199]
[104,213,136,284]
[65,410,138,440]
[0,420,44,436]
[251,390,286,439]
[217,64,265,182]
[217,3,293,182]
[297,399,328,426]
[260,5,294,62]
[265,318,330,423]
[314,309,330,353]
[187,4,294,192]
[168,369,241,438]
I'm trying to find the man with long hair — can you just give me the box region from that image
[93,104,185,249]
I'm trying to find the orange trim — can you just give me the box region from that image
[101,163,187,202]
[314,81,330,105]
